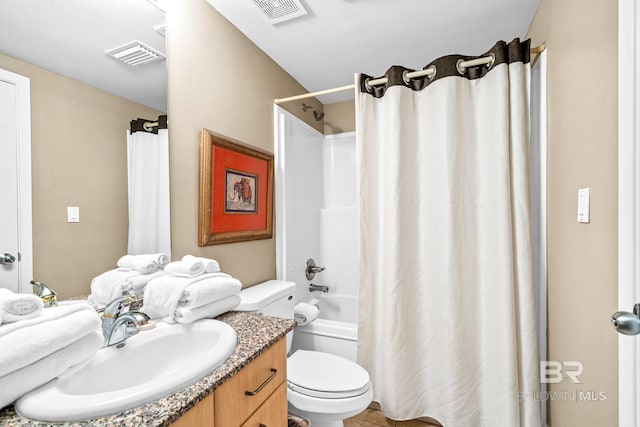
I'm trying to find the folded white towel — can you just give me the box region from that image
[142,273,224,322]
[0,289,43,323]
[116,253,169,274]
[89,269,165,307]
[294,302,320,326]
[0,308,101,378]
[174,295,241,324]
[179,274,240,308]
[182,255,221,273]
[0,331,103,409]
[0,302,93,338]
[90,269,139,306]
[126,270,165,293]
[164,260,205,278]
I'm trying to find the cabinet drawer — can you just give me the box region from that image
[214,338,286,426]
[241,381,287,427]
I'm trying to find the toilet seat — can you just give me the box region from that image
[287,350,371,399]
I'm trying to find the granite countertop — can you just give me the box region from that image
[0,311,296,426]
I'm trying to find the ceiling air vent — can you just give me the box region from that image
[105,41,165,66]
[251,0,308,24]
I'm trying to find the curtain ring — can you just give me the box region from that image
[425,65,436,81]
[363,77,374,93]
[402,70,411,85]
[456,59,466,75]
[486,52,496,70]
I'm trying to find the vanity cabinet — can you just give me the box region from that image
[215,338,287,426]
[171,337,287,427]
[170,393,214,427]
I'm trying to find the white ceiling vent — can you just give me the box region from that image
[251,0,308,24]
[105,41,165,66]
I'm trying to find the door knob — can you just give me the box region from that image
[612,303,640,335]
[0,253,16,264]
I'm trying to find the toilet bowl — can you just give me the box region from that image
[287,350,373,427]
[235,280,373,427]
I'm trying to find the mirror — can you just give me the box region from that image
[0,0,167,299]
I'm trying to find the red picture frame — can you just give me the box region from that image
[199,129,274,246]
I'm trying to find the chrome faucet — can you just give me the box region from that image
[309,283,329,293]
[101,294,150,347]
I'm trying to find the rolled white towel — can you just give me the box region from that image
[142,273,224,322]
[2,331,103,409]
[164,260,205,278]
[0,289,43,323]
[179,275,240,308]
[294,302,319,326]
[174,295,241,324]
[0,307,101,378]
[182,255,221,273]
[117,253,168,274]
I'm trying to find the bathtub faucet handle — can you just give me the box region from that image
[305,258,325,280]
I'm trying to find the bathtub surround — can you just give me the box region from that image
[274,108,357,314]
[356,39,539,425]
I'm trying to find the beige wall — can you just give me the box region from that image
[0,53,163,299]
[527,0,618,425]
[166,0,323,287]
[324,100,356,135]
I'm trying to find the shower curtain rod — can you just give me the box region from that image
[274,44,546,104]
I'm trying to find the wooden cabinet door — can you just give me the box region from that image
[215,339,287,426]
[241,382,287,427]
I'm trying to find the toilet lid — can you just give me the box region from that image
[287,350,371,399]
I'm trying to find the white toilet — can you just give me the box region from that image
[236,280,373,427]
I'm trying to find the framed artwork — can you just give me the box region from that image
[199,129,274,246]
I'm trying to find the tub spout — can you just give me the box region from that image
[309,283,329,293]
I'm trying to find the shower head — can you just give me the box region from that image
[302,103,324,122]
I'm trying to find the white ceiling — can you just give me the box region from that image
[0,0,167,111]
[207,0,541,103]
[0,0,540,110]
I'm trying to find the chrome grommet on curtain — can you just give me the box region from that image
[425,65,436,81]
[456,59,466,75]
[486,52,496,70]
[402,70,412,85]
[363,77,374,93]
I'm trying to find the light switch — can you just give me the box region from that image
[67,206,80,223]
[577,188,590,223]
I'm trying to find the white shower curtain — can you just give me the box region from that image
[356,39,540,426]
[127,117,171,256]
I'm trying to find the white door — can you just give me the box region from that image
[0,68,32,293]
[618,0,640,425]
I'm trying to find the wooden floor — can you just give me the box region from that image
[345,408,440,427]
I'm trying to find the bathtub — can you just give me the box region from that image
[291,293,358,361]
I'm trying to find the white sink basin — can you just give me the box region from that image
[15,319,237,422]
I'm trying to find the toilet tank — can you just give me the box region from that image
[236,280,296,353]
